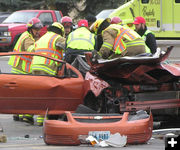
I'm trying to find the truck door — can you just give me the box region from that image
[139,0,161,32]
[173,0,180,31]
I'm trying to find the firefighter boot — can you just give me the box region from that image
[36,115,44,126]
[23,114,34,125]
[13,114,23,121]
[18,114,24,121]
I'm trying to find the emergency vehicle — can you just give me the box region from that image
[109,0,180,39]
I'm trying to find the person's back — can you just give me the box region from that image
[90,18,150,59]
[133,16,157,54]
[31,22,66,76]
[65,19,96,64]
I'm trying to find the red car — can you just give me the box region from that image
[0,52,89,115]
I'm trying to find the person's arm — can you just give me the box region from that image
[56,37,66,50]
[23,37,35,52]
[99,29,115,59]
[146,33,157,54]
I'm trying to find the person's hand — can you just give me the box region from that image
[92,50,101,63]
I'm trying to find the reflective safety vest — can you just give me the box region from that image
[31,31,63,75]
[66,27,95,50]
[8,31,34,73]
[104,24,150,55]
[142,29,154,41]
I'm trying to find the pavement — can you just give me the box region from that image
[0,114,165,150]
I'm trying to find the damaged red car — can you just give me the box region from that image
[0,52,89,115]
[82,46,180,122]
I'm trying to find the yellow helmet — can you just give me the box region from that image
[90,18,111,34]
[51,22,65,36]
[90,19,104,34]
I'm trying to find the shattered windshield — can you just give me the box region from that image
[2,11,38,24]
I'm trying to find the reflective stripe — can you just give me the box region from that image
[113,29,129,49]
[126,41,145,47]
[125,32,136,40]
[20,55,32,62]
[13,56,19,66]
[102,42,113,49]
[11,67,28,74]
[25,62,31,72]
[119,43,126,52]
[48,34,59,49]
[37,115,44,123]
[24,114,33,118]
[32,65,56,75]
[15,34,29,52]
[67,32,94,47]
[35,49,62,59]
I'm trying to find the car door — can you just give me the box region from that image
[0,62,85,115]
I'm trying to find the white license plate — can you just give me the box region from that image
[88,131,110,140]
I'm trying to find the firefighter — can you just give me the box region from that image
[133,16,157,54]
[31,22,65,76]
[61,16,73,38]
[90,18,151,59]
[31,22,65,126]
[65,19,96,64]
[8,17,43,74]
[8,17,43,124]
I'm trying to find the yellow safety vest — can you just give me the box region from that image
[31,31,63,75]
[103,24,150,55]
[8,31,34,74]
[66,27,95,50]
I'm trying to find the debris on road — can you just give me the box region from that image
[0,134,7,143]
[85,133,127,147]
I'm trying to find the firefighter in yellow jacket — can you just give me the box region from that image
[90,18,151,59]
[31,22,66,126]
[8,17,43,124]
[8,17,43,74]
[31,22,66,76]
[65,19,96,64]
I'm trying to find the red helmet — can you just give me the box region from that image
[61,16,73,27]
[110,16,122,24]
[27,17,43,30]
[78,19,88,28]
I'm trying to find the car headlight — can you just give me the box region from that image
[3,32,11,36]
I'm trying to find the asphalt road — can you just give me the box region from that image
[0,114,166,150]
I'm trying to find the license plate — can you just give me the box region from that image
[88,131,110,140]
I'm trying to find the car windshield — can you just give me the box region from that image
[3,11,38,24]
[96,9,114,19]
